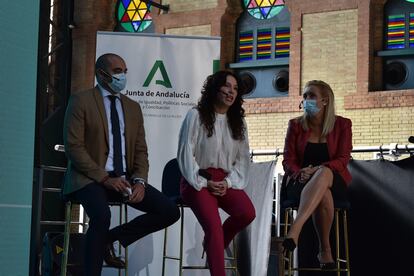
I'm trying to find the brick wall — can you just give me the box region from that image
[347,107,414,145]
[246,107,414,153]
[246,112,300,151]
[70,0,117,93]
[162,0,217,13]
[153,0,242,69]
[301,9,358,115]
[166,24,211,36]
[69,0,414,162]
[70,0,232,92]
[242,3,414,165]
[246,8,360,154]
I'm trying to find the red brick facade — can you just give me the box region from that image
[70,0,414,110]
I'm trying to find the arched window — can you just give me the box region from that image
[385,0,414,49]
[231,0,290,98]
[115,0,154,33]
[380,0,414,90]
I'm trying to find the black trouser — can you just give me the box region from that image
[70,182,180,276]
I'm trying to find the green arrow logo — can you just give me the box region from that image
[143,60,172,88]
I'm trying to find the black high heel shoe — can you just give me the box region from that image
[282,238,297,253]
[319,262,336,270]
[317,253,336,270]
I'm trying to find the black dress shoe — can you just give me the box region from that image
[104,243,126,268]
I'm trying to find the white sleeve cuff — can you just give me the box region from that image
[191,176,208,191]
[225,177,232,189]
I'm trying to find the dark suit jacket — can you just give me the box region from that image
[282,116,353,185]
[63,87,148,194]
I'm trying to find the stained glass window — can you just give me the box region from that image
[243,0,285,20]
[410,13,414,47]
[387,14,406,49]
[239,30,254,62]
[116,0,152,32]
[257,28,272,59]
[275,27,290,58]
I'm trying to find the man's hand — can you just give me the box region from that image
[128,183,145,203]
[207,180,228,196]
[102,177,131,194]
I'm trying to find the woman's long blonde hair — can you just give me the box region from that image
[300,80,336,137]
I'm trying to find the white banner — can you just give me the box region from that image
[96,32,220,276]
[240,161,275,276]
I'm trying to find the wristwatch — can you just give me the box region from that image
[132,177,146,188]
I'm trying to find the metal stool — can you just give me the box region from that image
[282,200,351,276]
[161,158,238,276]
[60,200,129,276]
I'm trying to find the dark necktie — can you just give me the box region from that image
[109,95,123,176]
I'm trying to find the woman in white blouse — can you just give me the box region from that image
[177,70,256,276]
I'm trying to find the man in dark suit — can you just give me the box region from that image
[63,53,180,275]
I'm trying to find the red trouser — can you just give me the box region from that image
[180,168,256,276]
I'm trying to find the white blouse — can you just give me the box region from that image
[177,108,250,191]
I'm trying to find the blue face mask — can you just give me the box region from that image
[108,73,127,93]
[303,99,320,116]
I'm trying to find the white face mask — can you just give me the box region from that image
[108,73,127,93]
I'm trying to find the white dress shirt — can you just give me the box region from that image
[177,108,250,191]
[98,85,127,173]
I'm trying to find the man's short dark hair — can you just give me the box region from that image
[95,53,124,72]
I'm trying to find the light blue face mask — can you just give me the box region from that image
[108,73,127,93]
[303,99,320,116]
